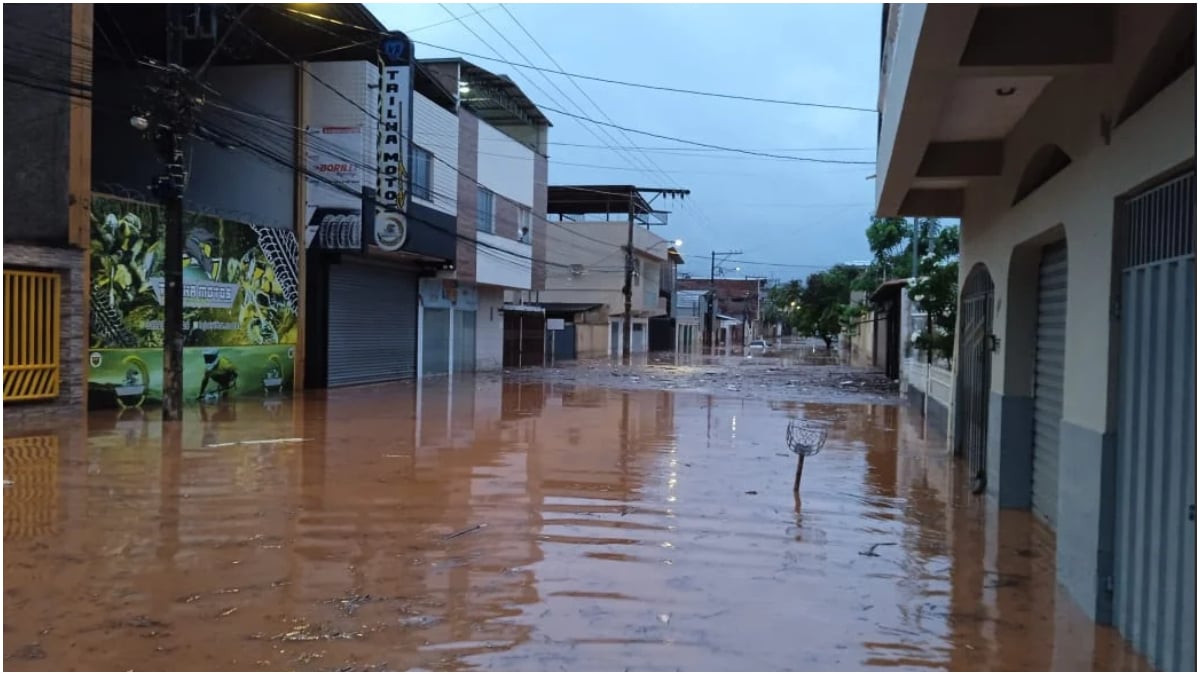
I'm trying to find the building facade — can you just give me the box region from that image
[875,4,1195,670]
[677,277,766,347]
[540,186,683,358]
[3,4,93,427]
[421,58,551,371]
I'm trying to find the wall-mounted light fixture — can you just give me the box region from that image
[986,334,1001,353]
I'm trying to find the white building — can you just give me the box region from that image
[875,4,1194,670]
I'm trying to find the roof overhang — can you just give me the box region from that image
[870,278,908,304]
[547,185,655,217]
[421,57,552,128]
[667,247,684,265]
[875,3,1116,218]
[94,4,389,70]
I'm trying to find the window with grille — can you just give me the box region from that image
[3,269,60,402]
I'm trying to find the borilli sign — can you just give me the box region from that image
[376,31,414,253]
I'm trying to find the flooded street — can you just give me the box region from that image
[4,358,1146,671]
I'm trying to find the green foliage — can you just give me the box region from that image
[796,264,865,348]
[908,225,960,363]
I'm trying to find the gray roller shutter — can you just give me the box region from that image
[1031,241,1067,528]
[454,310,476,372]
[423,308,450,375]
[327,261,418,387]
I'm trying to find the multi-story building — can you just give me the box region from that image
[3,4,93,426]
[874,4,1195,670]
[5,4,559,420]
[539,186,684,357]
[420,58,551,371]
[677,277,766,346]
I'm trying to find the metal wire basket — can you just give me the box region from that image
[786,420,828,457]
[786,420,828,492]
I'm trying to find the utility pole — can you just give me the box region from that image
[137,5,228,420]
[147,6,195,421]
[708,249,741,351]
[622,198,635,360]
[621,187,689,360]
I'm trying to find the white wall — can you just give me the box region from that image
[412,92,458,215]
[476,232,533,289]
[475,286,505,370]
[962,68,1195,431]
[305,60,380,200]
[477,121,534,207]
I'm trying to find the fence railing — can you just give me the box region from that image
[3,269,61,402]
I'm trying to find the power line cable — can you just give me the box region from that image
[279,6,877,112]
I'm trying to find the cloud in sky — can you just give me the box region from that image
[367,2,883,281]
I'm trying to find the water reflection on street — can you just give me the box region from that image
[4,375,1145,671]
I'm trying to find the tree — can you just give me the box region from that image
[909,225,959,364]
[762,280,804,336]
[796,264,864,349]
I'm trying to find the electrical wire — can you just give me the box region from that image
[279,6,878,112]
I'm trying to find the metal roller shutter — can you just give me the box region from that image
[327,262,418,387]
[1031,241,1067,528]
[423,308,451,375]
[454,310,476,372]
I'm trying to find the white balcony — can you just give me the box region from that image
[475,231,532,289]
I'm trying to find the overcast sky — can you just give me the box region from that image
[367,2,882,281]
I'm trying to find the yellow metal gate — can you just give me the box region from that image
[3,269,61,402]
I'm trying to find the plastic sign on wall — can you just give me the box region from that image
[376,31,414,252]
[304,125,368,252]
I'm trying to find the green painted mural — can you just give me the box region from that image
[87,194,300,409]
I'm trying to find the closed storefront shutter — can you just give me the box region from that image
[1031,241,1067,528]
[327,261,418,387]
[423,308,451,375]
[454,310,476,372]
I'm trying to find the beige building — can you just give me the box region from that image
[541,186,680,357]
[875,4,1195,671]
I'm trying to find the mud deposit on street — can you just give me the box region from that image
[503,348,900,405]
[4,367,1145,670]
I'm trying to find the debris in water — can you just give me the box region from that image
[744,490,758,495]
[3,480,13,488]
[443,523,488,541]
[218,607,238,618]
[9,643,46,660]
[205,437,310,448]
[858,542,897,557]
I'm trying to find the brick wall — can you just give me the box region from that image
[3,244,86,431]
[455,111,479,283]
[532,152,548,291]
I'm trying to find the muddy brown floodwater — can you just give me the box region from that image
[4,360,1148,671]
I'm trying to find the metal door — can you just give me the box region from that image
[1113,170,1196,672]
[327,262,418,386]
[632,323,646,352]
[422,308,451,376]
[548,323,576,362]
[956,264,995,494]
[1031,241,1067,528]
[454,310,476,372]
